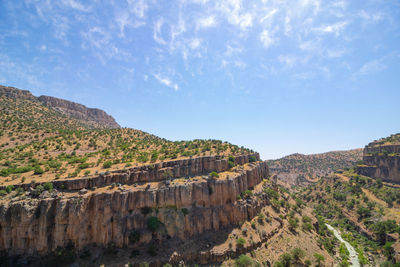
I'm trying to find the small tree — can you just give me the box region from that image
[236,237,246,247]
[291,248,305,263]
[209,171,219,179]
[235,254,253,267]
[289,218,299,231]
[147,216,161,232]
[280,253,292,267]
[103,160,112,168]
[34,166,44,175]
[314,253,325,267]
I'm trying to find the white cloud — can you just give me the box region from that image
[358,10,383,23]
[216,0,254,31]
[326,48,346,58]
[354,58,387,77]
[224,44,243,56]
[61,0,90,12]
[260,30,274,48]
[278,55,297,68]
[127,0,149,19]
[153,73,179,91]
[314,21,348,37]
[82,27,110,49]
[153,18,167,45]
[197,16,217,29]
[259,8,278,24]
[189,38,201,50]
[115,11,145,37]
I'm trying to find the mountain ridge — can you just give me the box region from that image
[0,85,120,129]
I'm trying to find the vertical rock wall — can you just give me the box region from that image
[0,161,268,256]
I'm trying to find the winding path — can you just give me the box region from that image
[326,223,360,267]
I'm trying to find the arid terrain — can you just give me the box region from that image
[0,86,399,267]
[267,149,363,187]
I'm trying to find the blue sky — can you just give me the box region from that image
[1,0,399,159]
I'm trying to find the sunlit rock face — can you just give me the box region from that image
[0,156,269,256]
[357,141,400,183]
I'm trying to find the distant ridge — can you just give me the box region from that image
[267,148,363,186]
[0,85,120,129]
[38,95,120,129]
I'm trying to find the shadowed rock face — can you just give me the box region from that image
[38,95,120,129]
[0,161,269,256]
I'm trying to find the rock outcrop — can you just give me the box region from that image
[38,95,120,129]
[0,85,120,129]
[0,161,269,256]
[0,85,36,101]
[0,153,260,191]
[357,140,400,183]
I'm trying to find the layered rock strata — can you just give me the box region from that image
[38,95,120,129]
[0,153,260,191]
[0,160,268,256]
[357,143,400,183]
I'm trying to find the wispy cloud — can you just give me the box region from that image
[314,21,348,36]
[153,18,167,45]
[153,73,179,91]
[354,58,387,77]
[260,30,275,48]
[61,0,90,12]
[197,16,217,29]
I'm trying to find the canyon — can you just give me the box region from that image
[0,154,269,261]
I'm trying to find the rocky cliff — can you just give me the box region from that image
[0,85,36,101]
[0,85,120,129]
[0,160,268,256]
[357,135,400,183]
[38,95,120,129]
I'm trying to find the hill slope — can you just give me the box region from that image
[0,85,253,186]
[267,149,363,187]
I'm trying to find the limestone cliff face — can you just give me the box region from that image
[357,143,400,183]
[0,153,260,191]
[0,161,268,256]
[38,95,120,129]
[0,85,36,101]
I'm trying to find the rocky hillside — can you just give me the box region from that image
[357,133,400,184]
[38,95,120,129]
[0,85,253,187]
[0,84,343,267]
[301,168,400,266]
[0,85,120,129]
[267,149,363,187]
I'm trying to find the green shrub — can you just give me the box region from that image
[181,208,189,216]
[314,253,325,267]
[147,216,161,232]
[103,160,112,168]
[210,171,219,178]
[280,253,292,267]
[291,248,305,262]
[43,182,53,192]
[235,254,253,267]
[34,166,44,175]
[128,230,141,244]
[288,218,299,231]
[5,185,14,193]
[236,237,246,247]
